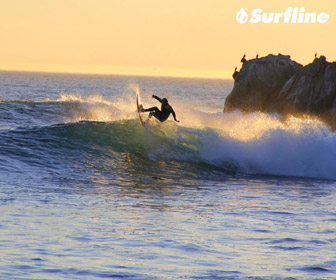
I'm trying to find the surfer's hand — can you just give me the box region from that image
[175,119,180,123]
[152,95,156,98]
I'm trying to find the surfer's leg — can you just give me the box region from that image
[143,106,161,120]
[142,106,159,113]
[143,107,162,120]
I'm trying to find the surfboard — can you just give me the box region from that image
[136,91,146,126]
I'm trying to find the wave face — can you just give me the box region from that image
[1,90,336,180]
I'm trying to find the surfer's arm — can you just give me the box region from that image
[152,95,162,103]
[171,108,180,123]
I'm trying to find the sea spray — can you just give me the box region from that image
[57,93,137,122]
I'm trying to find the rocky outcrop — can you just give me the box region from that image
[224,54,336,128]
[280,56,336,114]
[225,54,303,113]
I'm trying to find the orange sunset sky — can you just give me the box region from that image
[0,0,335,79]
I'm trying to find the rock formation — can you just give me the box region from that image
[224,54,336,128]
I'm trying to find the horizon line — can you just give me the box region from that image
[0,68,232,81]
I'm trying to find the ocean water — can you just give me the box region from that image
[0,71,335,280]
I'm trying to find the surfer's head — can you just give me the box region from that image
[162,98,168,104]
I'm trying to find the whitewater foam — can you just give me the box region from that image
[182,111,336,179]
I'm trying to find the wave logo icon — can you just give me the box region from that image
[236,8,248,24]
[236,7,329,24]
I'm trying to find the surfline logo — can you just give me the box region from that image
[236,7,329,24]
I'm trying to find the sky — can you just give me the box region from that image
[0,0,335,79]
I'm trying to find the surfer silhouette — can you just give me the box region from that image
[140,95,180,123]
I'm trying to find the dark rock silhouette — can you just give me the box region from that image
[225,54,302,113]
[224,54,336,128]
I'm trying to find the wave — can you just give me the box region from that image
[1,93,336,180]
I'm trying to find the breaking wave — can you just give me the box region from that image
[1,92,336,180]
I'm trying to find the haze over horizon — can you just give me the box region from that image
[1,0,335,79]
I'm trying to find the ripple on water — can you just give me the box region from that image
[270,238,301,244]
[12,267,158,280]
[191,269,241,280]
[298,266,332,273]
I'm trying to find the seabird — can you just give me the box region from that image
[232,67,239,79]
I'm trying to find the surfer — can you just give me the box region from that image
[140,95,180,123]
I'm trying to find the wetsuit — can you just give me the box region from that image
[142,95,179,122]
